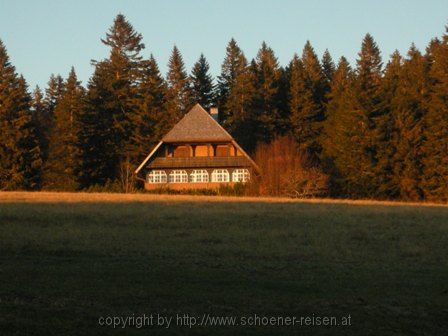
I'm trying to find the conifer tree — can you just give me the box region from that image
[321,56,352,163]
[130,55,170,163]
[327,34,384,197]
[375,50,402,198]
[222,53,257,151]
[389,46,428,200]
[422,29,448,201]
[78,63,116,187]
[79,14,145,187]
[322,49,336,83]
[217,39,245,119]
[44,74,64,116]
[0,40,41,190]
[166,45,191,120]
[32,86,50,162]
[43,67,85,190]
[252,42,281,144]
[288,54,320,152]
[190,53,214,109]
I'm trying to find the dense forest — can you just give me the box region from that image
[0,15,447,201]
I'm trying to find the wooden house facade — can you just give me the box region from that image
[135,104,259,190]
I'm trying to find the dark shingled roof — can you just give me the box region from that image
[162,104,233,142]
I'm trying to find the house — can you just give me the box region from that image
[134,104,259,190]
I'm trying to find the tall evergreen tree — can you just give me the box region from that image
[44,74,64,118]
[43,67,85,190]
[190,53,214,109]
[217,39,245,120]
[78,63,116,187]
[389,46,428,200]
[375,50,403,198]
[252,42,281,144]
[321,56,353,163]
[322,49,336,83]
[130,55,170,164]
[422,29,448,201]
[79,14,145,187]
[288,54,321,153]
[327,34,384,197]
[166,45,190,120]
[222,52,257,151]
[0,40,41,190]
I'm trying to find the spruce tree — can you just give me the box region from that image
[222,53,257,151]
[288,54,320,152]
[252,42,281,144]
[190,53,214,109]
[390,46,428,200]
[166,45,191,120]
[422,29,448,201]
[130,55,170,164]
[43,68,85,190]
[0,40,41,190]
[328,34,384,197]
[78,63,116,187]
[321,56,352,163]
[375,50,402,198]
[79,14,145,187]
[322,49,336,83]
[217,39,245,120]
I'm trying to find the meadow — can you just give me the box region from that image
[0,192,447,335]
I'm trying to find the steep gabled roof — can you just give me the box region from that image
[134,104,260,174]
[162,104,232,142]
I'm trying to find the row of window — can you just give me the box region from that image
[147,169,250,184]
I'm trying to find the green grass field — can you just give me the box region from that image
[1,193,447,335]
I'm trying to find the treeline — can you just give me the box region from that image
[0,14,447,201]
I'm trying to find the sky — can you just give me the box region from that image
[0,0,447,90]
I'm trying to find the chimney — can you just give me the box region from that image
[210,107,219,122]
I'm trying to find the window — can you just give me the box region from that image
[169,170,188,183]
[232,169,250,183]
[147,170,167,184]
[211,169,230,182]
[190,170,209,183]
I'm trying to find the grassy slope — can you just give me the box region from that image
[0,192,447,335]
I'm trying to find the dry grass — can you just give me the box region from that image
[0,191,447,207]
[1,191,448,335]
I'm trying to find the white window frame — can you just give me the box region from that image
[147,170,167,184]
[211,169,230,182]
[169,170,188,183]
[232,169,250,183]
[190,169,209,183]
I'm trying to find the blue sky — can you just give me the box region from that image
[0,0,447,89]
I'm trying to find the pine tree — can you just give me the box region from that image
[390,46,428,200]
[32,86,50,163]
[0,40,41,190]
[289,54,320,152]
[130,55,170,164]
[44,74,64,118]
[79,14,145,187]
[321,56,352,162]
[43,67,85,190]
[375,50,402,198]
[217,39,245,120]
[223,53,257,151]
[166,45,191,120]
[252,42,281,144]
[190,53,214,109]
[422,29,448,201]
[328,34,384,197]
[322,49,336,83]
[78,63,116,187]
